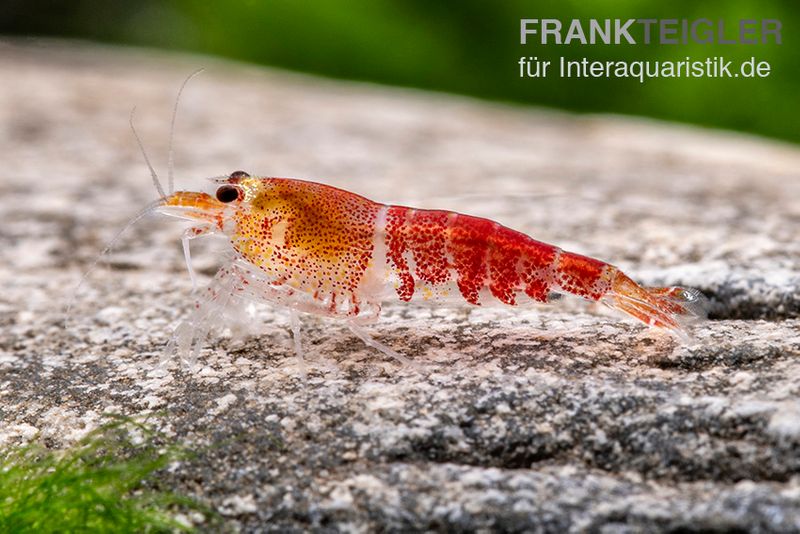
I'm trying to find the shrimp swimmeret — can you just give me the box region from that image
[152,171,709,368]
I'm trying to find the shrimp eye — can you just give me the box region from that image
[216,185,240,203]
[229,170,250,179]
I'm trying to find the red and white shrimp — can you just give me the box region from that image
[115,74,706,369]
[155,173,708,368]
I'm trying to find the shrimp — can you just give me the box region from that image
[117,73,707,370]
[155,173,708,368]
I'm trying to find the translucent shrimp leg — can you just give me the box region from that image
[181,225,213,291]
[162,261,242,369]
[348,323,420,369]
[289,310,308,381]
[234,260,418,369]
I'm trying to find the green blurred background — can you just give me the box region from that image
[2,0,796,143]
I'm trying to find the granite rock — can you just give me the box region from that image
[1,40,799,532]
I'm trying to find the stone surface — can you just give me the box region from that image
[1,40,799,532]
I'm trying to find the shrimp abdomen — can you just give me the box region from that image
[384,207,563,306]
[383,206,706,337]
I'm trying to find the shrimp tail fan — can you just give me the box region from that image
[602,270,710,341]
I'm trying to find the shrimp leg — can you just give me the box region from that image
[289,310,308,381]
[348,322,419,369]
[163,260,242,369]
[181,225,213,291]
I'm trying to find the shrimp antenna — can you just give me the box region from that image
[67,71,203,327]
[130,106,166,200]
[167,68,205,196]
[64,198,165,326]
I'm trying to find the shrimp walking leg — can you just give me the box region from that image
[289,310,308,381]
[348,323,420,369]
[164,254,418,373]
[181,225,213,291]
[163,261,243,369]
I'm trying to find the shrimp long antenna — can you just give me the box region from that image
[167,68,205,196]
[130,106,166,200]
[65,199,166,326]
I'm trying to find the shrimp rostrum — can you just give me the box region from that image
[154,171,708,368]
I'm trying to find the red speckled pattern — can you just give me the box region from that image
[231,178,380,314]
[384,206,416,301]
[222,178,612,312]
[384,207,610,306]
[556,252,609,300]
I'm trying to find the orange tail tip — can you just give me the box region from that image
[603,272,709,341]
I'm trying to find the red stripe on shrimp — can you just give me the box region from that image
[556,252,608,300]
[407,210,451,286]
[520,242,558,302]
[486,226,525,306]
[448,214,493,305]
[385,206,415,301]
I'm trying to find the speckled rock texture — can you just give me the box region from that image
[1,41,799,532]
